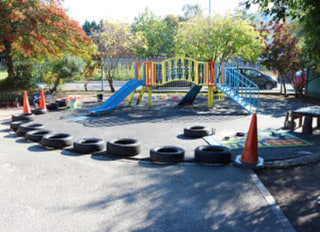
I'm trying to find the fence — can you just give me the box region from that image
[107,56,168,81]
[0,56,277,83]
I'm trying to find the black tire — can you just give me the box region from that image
[25,129,52,142]
[16,122,44,137]
[56,99,67,107]
[264,82,273,90]
[41,133,73,149]
[31,108,47,115]
[46,102,59,110]
[11,113,35,122]
[195,145,231,164]
[73,138,104,154]
[10,121,26,132]
[184,126,210,138]
[150,146,185,163]
[107,138,141,157]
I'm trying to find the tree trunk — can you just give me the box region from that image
[50,76,60,93]
[4,41,14,82]
[108,78,115,92]
[281,75,287,96]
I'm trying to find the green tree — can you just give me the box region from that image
[43,56,86,92]
[0,0,91,88]
[93,21,145,92]
[132,8,174,57]
[82,20,101,36]
[174,16,264,62]
[162,15,181,56]
[182,4,203,20]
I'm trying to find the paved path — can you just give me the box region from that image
[0,105,297,232]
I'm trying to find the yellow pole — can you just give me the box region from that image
[195,61,199,84]
[212,87,215,105]
[208,86,214,108]
[148,87,152,108]
[189,59,191,81]
[127,90,135,106]
[136,86,145,105]
[162,61,165,85]
[182,58,184,80]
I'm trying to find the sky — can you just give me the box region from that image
[62,0,250,25]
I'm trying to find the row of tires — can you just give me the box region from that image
[15,99,68,117]
[10,113,231,164]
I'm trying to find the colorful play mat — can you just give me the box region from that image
[203,130,313,150]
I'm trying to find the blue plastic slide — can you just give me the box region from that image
[88,79,144,115]
[178,85,202,105]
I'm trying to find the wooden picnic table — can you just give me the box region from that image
[290,106,320,134]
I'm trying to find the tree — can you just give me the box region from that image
[243,0,320,69]
[258,22,305,96]
[82,20,101,36]
[0,0,91,88]
[93,21,145,92]
[174,16,264,62]
[182,4,203,20]
[43,56,86,92]
[132,8,174,57]
[162,15,181,57]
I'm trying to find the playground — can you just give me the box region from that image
[1,58,320,231]
[1,91,320,231]
[88,57,259,115]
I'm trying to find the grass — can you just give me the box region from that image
[0,71,8,81]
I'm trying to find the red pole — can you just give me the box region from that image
[135,62,139,81]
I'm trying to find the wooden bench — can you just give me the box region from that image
[286,107,320,134]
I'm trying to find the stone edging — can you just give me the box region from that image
[264,152,320,169]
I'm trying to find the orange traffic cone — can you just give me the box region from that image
[39,88,46,109]
[23,91,31,114]
[234,113,264,169]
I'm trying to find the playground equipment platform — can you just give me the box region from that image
[88,57,260,115]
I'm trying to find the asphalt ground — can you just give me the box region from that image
[1,93,319,232]
[33,93,320,164]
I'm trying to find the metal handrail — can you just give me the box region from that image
[215,62,260,112]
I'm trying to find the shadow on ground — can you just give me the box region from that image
[68,165,285,231]
[257,162,320,232]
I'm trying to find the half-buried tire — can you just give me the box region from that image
[31,108,47,115]
[41,133,73,149]
[73,138,104,154]
[150,146,185,163]
[10,121,26,132]
[16,122,44,137]
[195,145,231,164]
[56,99,67,107]
[46,102,59,111]
[184,126,210,138]
[107,138,140,157]
[11,113,35,122]
[25,129,52,142]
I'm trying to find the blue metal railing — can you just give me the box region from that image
[215,63,260,113]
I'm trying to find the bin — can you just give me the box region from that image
[97,93,103,102]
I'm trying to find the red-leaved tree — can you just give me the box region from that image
[258,21,305,96]
[0,0,91,87]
